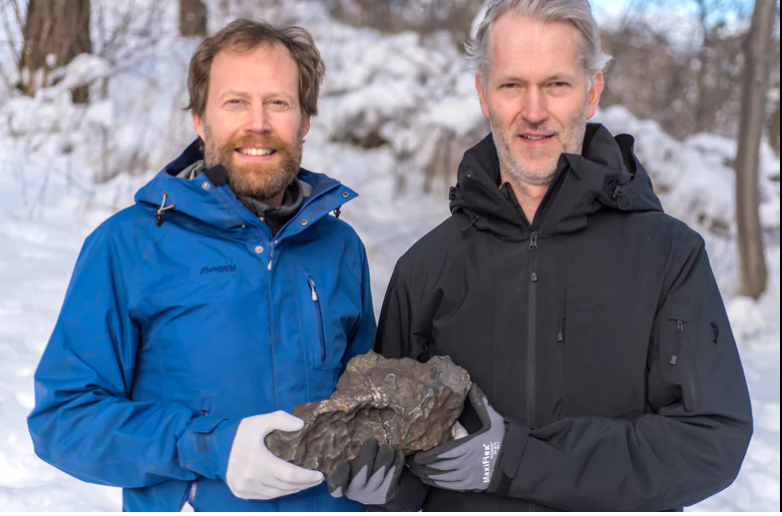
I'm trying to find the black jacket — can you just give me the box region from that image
[374,125,753,512]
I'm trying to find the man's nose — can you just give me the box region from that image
[521,88,548,127]
[246,104,272,133]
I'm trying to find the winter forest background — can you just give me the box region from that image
[0,0,779,511]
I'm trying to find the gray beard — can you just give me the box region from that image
[491,106,589,188]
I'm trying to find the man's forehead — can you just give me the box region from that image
[488,14,583,75]
[208,43,299,91]
[212,42,292,69]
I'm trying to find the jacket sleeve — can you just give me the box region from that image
[342,240,377,370]
[369,260,431,512]
[27,227,240,489]
[488,232,754,511]
[373,261,431,362]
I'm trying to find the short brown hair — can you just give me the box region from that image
[186,18,325,119]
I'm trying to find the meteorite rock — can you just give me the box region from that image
[265,351,472,492]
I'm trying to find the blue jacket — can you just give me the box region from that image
[28,141,375,511]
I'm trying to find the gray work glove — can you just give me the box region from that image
[408,384,505,492]
[329,439,405,505]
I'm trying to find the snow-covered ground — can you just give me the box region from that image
[0,1,779,511]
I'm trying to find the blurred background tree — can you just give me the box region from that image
[736,0,777,298]
[179,0,207,37]
[324,0,485,44]
[14,0,91,103]
[602,0,779,142]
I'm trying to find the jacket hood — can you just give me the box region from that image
[134,139,357,236]
[450,124,664,240]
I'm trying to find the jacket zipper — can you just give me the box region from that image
[526,230,540,513]
[308,277,327,364]
[217,185,279,406]
[527,231,539,429]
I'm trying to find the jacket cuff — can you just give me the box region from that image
[177,415,238,480]
[488,419,530,497]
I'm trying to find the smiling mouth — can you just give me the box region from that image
[519,134,555,142]
[236,147,277,157]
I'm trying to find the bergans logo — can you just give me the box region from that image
[200,265,238,275]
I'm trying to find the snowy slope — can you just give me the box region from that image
[0,2,779,511]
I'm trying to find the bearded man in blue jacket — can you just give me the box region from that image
[27,19,375,512]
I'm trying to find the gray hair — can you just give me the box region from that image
[467,0,612,87]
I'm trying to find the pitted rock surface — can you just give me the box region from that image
[265,351,472,492]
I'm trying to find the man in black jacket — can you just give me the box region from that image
[326,0,753,512]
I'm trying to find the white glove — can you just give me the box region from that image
[226,411,324,500]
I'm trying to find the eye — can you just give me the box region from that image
[225,99,244,106]
[500,83,517,89]
[550,82,569,88]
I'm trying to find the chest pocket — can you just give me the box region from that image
[297,271,360,374]
[306,275,329,368]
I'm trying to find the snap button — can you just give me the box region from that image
[202,182,211,190]
[255,245,264,254]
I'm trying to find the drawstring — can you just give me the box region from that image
[557,314,567,343]
[155,192,176,227]
[611,186,632,211]
[334,206,342,219]
[460,216,479,236]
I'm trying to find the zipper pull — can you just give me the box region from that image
[676,320,685,333]
[529,231,539,251]
[309,278,318,302]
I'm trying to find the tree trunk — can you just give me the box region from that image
[770,101,781,156]
[22,0,92,103]
[694,0,712,134]
[735,0,776,299]
[179,0,208,38]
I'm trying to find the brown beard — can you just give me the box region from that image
[202,123,304,202]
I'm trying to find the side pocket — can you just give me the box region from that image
[307,276,327,365]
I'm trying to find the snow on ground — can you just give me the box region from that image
[0,2,779,511]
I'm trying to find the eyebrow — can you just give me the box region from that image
[217,90,296,101]
[218,90,251,101]
[496,74,577,84]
